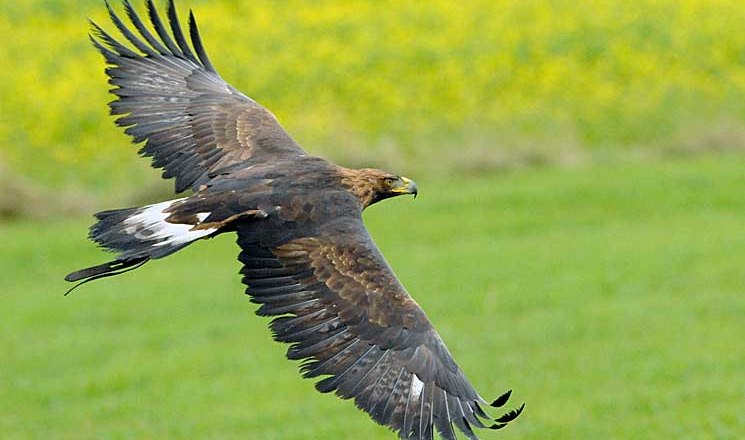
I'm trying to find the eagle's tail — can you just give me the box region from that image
[64,198,218,294]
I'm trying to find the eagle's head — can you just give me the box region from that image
[340,167,418,209]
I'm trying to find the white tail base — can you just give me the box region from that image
[124,199,217,247]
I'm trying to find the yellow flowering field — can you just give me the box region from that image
[1,0,744,191]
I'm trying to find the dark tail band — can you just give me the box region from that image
[64,256,150,296]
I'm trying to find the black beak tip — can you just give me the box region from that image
[408,181,419,199]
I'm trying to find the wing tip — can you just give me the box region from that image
[187,6,216,72]
[489,389,512,408]
[494,402,525,424]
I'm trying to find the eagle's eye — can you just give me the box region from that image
[383,177,396,187]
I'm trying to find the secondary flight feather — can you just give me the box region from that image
[66,1,524,438]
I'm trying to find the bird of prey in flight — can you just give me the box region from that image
[65,1,524,438]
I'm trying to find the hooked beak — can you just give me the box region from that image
[393,176,418,198]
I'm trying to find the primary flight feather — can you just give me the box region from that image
[66,1,524,438]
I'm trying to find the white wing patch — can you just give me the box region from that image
[411,374,425,399]
[124,199,217,247]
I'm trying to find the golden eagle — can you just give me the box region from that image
[65,1,524,438]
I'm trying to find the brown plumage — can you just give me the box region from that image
[65,1,524,438]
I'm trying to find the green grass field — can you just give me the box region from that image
[2,155,744,439]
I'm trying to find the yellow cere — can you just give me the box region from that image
[391,176,414,193]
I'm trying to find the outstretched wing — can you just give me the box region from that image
[236,214,523,439]
[91,0,305,193]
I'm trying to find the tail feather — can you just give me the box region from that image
[65,198,218,293]
[89,198,217,259]
[89,206,143,256]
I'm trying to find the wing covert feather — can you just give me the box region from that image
[236,217,522,439]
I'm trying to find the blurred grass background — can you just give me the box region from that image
[3,157,745,439]
[2,0,745,438]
